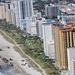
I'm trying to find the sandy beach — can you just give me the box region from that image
[0,34,43,75]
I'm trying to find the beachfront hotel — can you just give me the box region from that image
[53,22,75,69]
[13,0,34,30]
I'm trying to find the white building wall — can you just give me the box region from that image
[45,5,48,17]
[42,23,54,56]
[14,0,20,27]
[67,48,75,71]
[31,22,37,35]
[71,59,75,75]
[36,20,43,39]
[61,70,70,75]
[26,17,37,35]
[11,11,16,25]
[24,0,34,17]
[67,48,75,75]
[13,0,34,30]
[47,41,55,59]
[10,3,16,25]
[26,17,32,33]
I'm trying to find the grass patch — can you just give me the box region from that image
[14,46,40,71]
[0,30,40,70]
[20,45,57,74]
[0,29,59,75]
[5,32,21,42]
[0,31,15,44]
[30,56,56,74]
[14,46,27,58]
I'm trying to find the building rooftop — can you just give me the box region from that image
[59,5,75,15]
[53,22,75,32]
[0,2,5,6]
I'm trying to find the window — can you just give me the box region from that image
[8,4,10,9]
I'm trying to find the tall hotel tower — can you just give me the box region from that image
[19,0,33,17]
[14,0,34,29]
[53,22,75,69]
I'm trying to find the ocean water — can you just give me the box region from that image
[0,65,9,75]
[0,72,7,75]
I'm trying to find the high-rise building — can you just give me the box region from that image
[41,21,62,59]
[20,0,33,17]
[53,22,75,69]
[13,0,34,30]
[45,5,59,18]
[26,11,42,36]
[42,22,54,58]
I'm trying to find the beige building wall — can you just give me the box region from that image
[6,10,12,24]
[0,4,6,19]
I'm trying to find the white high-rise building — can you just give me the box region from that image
[26,11,42,36]
[13,0,34,30]
[42,22,55,58]
[14,0,21,28]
